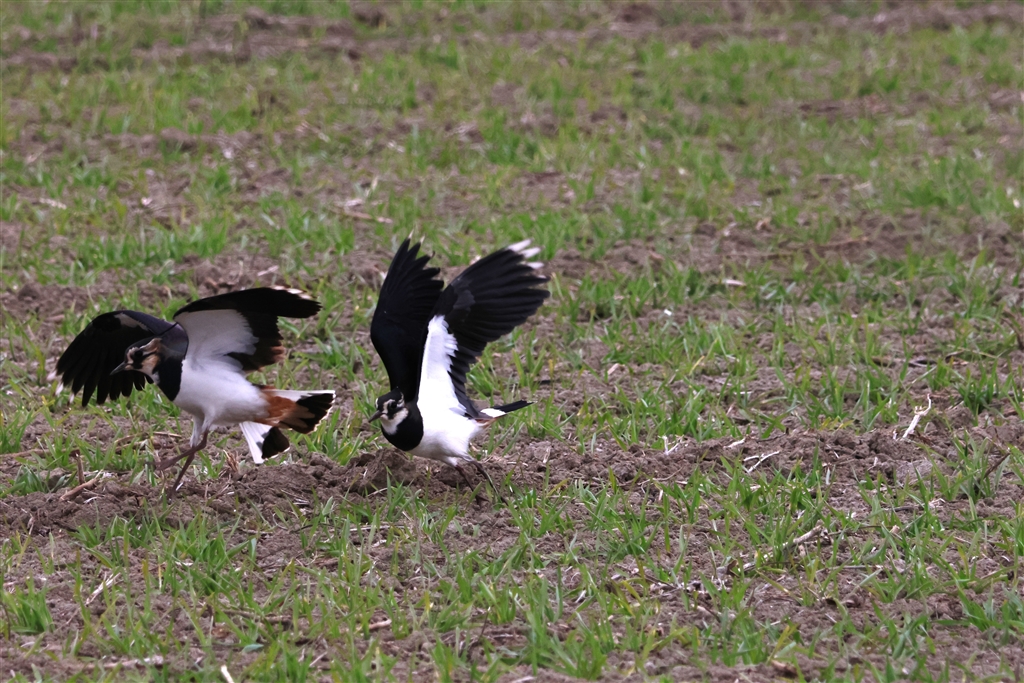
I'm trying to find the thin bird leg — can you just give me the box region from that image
[452,463,496,504]
[164,431,209,495]
[153,433,208,471]
[453,463,476,490]
[470,459,506,505]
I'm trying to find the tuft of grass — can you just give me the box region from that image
[1,577,53,636]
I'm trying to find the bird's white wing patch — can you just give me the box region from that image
[174,310,257,368]
[418,315,464,415]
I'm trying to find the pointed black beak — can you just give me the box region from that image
[111,362,128,375]
[368,409,383,423]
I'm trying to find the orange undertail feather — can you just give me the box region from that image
[260,388,336,433]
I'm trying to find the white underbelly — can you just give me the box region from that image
[174,360,265,429]
[412,401,482,465]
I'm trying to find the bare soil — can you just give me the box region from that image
[5,423,1020,536]
[2,419,1023,679]
[4,3,1021,73]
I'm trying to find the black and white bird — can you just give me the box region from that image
[369,239,549,495]
[53,288,335,492]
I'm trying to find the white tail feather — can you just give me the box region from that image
[240,421,278,464]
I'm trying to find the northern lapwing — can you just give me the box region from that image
[54,287,335,493]
[369,239,549,497]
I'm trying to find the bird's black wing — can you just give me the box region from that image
[55,311,173,406]
[370,239,444,400]
[173,287,321,372]
[427,240,549,416]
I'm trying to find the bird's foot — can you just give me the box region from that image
[221,450,241,479]
[153,432,208,496]
[163,478,183,498]
[151,455,180,472]
[455,460,506,505]
[151,448,196,472]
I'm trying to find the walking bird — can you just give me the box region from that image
[54,287,335,492]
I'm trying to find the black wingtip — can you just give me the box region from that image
[261,287,323,319]
[55,310,169,408]
[491,400,531,414]
[371,237,447,402]
[268,286,322,318]
[174,287,322,319]
[388,238,440,280]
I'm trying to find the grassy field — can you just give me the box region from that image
[1,1,1023,681]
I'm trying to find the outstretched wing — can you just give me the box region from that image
[173,287,321,372]
[370,239,444,400]
[55,311,173,406]
[419,240,549,417]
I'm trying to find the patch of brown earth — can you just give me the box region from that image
[2,422,1022,678]
[1,245,291,339]
[550,240,667,282]
[3,422,1019,535]
[678,207,1022,276]
[4,3,1018,74]
[796,94,897,123]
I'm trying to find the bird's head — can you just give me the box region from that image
[112,338,163,380]
[369,390,408,434]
